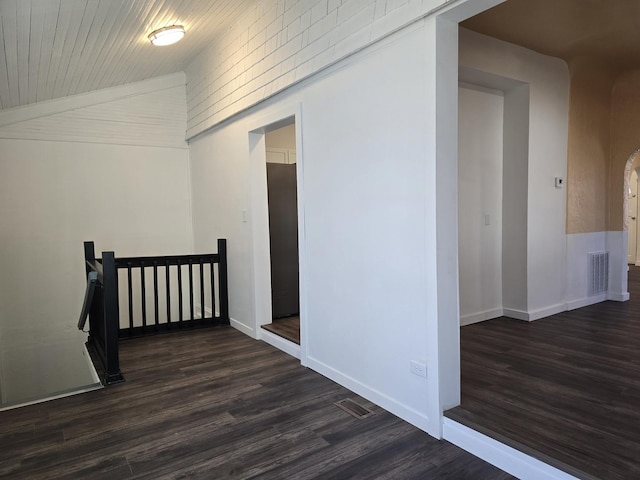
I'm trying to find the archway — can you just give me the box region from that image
[624,150,640,268]
[623,150,640,230]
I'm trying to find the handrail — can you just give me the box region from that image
[77,271,98,331]
[85,259,103,280]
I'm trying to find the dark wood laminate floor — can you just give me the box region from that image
[261,315,300,344]
[0,327,512,479]
[446,266,640,480]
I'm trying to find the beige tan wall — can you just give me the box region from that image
[609,69,640,231]
[566,62,640,233]
[265,124,296,149]
[566,58,615,234]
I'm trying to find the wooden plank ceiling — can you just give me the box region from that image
[3,0,640,113]
[0,0,257,110]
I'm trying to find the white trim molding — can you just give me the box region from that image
[443,418,581,480]
[306,355,431,435]
[230,318,255,338]
[460,308,503,326]
[258,329,301,360]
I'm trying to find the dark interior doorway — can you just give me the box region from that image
[267,162,299,318]
[260,122,301,345]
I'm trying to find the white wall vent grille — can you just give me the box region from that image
[588,252,609,296]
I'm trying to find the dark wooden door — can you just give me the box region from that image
[266,163,299,318]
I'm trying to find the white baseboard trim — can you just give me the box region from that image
[0,383,103,413]
[230,318,255,338]
[460,308,503,326]
[259,329,300,359]
[502,308,529,321]
[305,355,433,435]
[566,291,630,308]
[84,343,101,385]
[527,303,566,321]
[566,294,607,311]
[443,418,580,480]
[608,291,630,302]
[503,303,566,322]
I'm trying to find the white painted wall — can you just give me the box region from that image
[458,86,504,325]
[189,123,256,336]
[186,0,464,139]
[458,29,629,316]
[565,230,628,307]
[188,23,438,434]
[456,71,530,321]
[607,230,629,302]
[0,76,192,350]
[459,28,570,320]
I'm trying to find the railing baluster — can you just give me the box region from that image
[153,261,159,330]
[87,240,228,342]
[101,251,124,384]
[210,258,216,321]
[188,259,194,326]
[178,259,183,324]
[127,264,133,334]
[218,239,229,323]
[140,261,146,332]
[199,258,205,320]
[165,260,171,328]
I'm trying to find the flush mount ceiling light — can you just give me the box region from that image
[148,25,185,46]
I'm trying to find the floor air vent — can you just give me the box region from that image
[589,251,609,296]
[334,398,375,419]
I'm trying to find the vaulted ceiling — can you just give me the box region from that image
[0,0,257,110]
[462,0,640,72]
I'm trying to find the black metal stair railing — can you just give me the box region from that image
[79,240,229,385]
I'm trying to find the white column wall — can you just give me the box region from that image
[501,84,530,316]
[189,23,439,435]
[607,231,629,302]
[458,86,504,325]
[189,122,257,336]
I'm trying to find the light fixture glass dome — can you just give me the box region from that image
[148,25,185,46]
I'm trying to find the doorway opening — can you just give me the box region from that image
[440,0,635,477]
[628,168,638,264]
[625,150,640,269]
[457,83,505,327]
[248,107,305,361]
[260,122,301,345]
[457,74,530,326]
